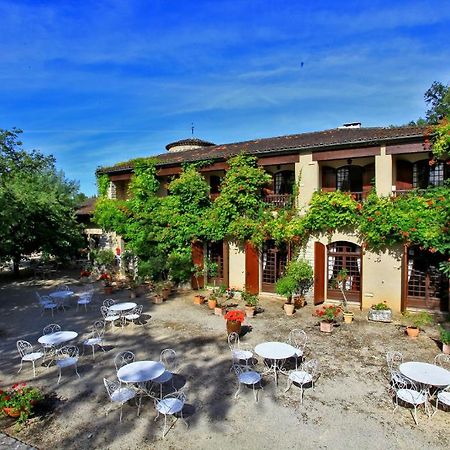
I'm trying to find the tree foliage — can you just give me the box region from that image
[424,81,450,124]
[0,128,84,272]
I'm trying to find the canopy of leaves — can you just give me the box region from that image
[424,81,450,124]
[0,128,84,270]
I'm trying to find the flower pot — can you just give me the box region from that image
[368,308,392,323]
[194,294,205,305]
[284,303,295,316]
[214,306,226,316]
[406,326,420,338]
[104,286,113,295]
[245,305,256,317]
[320,321,333,333]
[293,295,306,308]
[152,295,163,304]
[162,288,170,300]
[226,320,242,335]
[343,312,354,324]
[442,343,450,355]
[208,298,217,310]
[3,407,21,418]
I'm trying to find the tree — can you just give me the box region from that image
[424,81,450,124]
[0,128,84,273]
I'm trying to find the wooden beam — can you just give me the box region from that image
[386,142,427,155]
[110,173,132,181]
[257,154,299,166]
[312,146,380,161]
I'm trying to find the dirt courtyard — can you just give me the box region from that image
[0,271,449,450]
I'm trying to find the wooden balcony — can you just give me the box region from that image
[263,193,293,208]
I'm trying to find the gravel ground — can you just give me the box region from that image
[0,271,449,450]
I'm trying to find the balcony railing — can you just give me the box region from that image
[392,189,427,197]
[320,189,368,201]
[263,194,293,208]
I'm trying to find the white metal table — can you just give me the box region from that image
[49,290,74,309]
[38,330,78,347]
[254,341,297,385]
[399,362,450,387]
[109,302,137,313]
[118,361,165,384]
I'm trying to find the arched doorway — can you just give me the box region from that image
[327,241,362,304]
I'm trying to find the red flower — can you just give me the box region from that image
[12,383,18,389]
[224,310,245,323]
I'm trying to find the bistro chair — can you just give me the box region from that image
[231,363,262,403]
[228,332,254,366]
[103,377,139,422]
[55,345,80,383]
[434,353,450,369]
[154,390,188,438]
[82,320,106,360]
[100,305,121,330]
[285,359,319,405]
[153,349,178,398]
[124,305,143,326]
[77,291,94,311]
[434,385,450,415]
[386,351,404,384]
[43,323,61,335]
[103,298,115,308]
[37,294,58,317]
[287,329,307,368]
[17,340,44,378]
[114,350,135,372]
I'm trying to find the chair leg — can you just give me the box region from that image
[162,414,168,438]
[253,384,258,402]
[235,382,242,399]
[32,360,37,378]
[92,346,95,360]
[57,367,62,384]
[119,403,123,423]
[18,359,23,373]
[300,386,304,405]
[285,378,292,393]
[75,364,80,378]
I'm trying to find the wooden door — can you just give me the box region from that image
[245,242,259,294]
[396,160,413,190]
[314,242,325,305]
[191,241,204,290]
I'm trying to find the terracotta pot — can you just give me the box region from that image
[208,298,217,309]
[442,343,450,354]
[152,295,163,304]
[3,407,21,418]
[226,320,242,335]
[293,295,306,308]
[320,321,333,333]
[104,286,113,295]
[214,306,226,316]
[162,288,170,300]
[194,295,205,305]
[343,312,354,323]
[284,303,295,316]
[406,326,420,338]
[245,306,256,317]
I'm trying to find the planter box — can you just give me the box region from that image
[368,308,392,323]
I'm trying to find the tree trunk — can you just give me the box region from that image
[13,256,20,275]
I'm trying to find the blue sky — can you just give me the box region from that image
[1,0,449,195]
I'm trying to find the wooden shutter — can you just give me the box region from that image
[245,242,259,294]
[362,163,375,192]
[321,166,336,192]
[191,241,204,290]
[314,242,325,305]
[223,240,229,287]
[396,160,413,190]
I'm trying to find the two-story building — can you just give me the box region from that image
[98,124,449,313]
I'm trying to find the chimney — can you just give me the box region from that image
[339,122,362,129]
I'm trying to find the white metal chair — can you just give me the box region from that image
[153,349,178,398]
[124,305,143,326]
[288,329,307,368]
[77,291,94,311]
[386,351,404,384]
[391,370,428,425]
[154,390,188,438]
[83,320,106,360]
[103,377,138,422]
[114,350,135,371]
[434,353,450,369]
[43,323,61,335]
[103,298,115,308]
[434,385,450,415]
[55,345,80,383]
[285,359,319,405]
[37,294,58,317]
[100,305,121,330]
[17,340,44,378]
[228,332,253,366]
[231,363,262,402]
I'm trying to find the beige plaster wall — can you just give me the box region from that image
[297,153,319,210]
[228,242,246,290]
[375,150,393,196]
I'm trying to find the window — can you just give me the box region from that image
[413,160,447,188]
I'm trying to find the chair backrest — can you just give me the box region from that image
[434,353,450,368]
[156,390,187,411]
[92,320,105,337]
[228,332,240,351]
[58,284,70,291]
[100,305,116,319]
[160,349,178,372]
[288,329,307,351]
[386,351,403,371]
[103,377,120,400]
[302,359,319,377]
[114,351,135,371]
[391,370,420,392]
[231,363,251,378]
[79,291,93,301]
[134,305,143,315]
[17,340,33,357]
[103,298,115,308]
[57,345,79,359]
[39,295,53,305]
[43,323,61,335]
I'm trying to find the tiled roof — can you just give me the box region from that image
[98,125,426,174]
[165,137,215,151]
[76,198,97,215]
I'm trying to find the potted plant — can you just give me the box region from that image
[99,272,113,294]
[402,311,434,337]
[0,383,43,423]
[439,325,450,354]
[241,291,259,317]
[214,300,226,316]
[192,264,206,304]
[208,289,218,310]
[315,305,342,333]
[275,259,313,316]
[224,309,245,335]
[368,301,392,323]
[333,268,354,323]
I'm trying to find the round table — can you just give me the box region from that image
[109,302,137,312]
[49,290,74,309]
[400,362,450,387]
[117,361,165,383]
[254,342,297,385]
[38,331,78,347]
